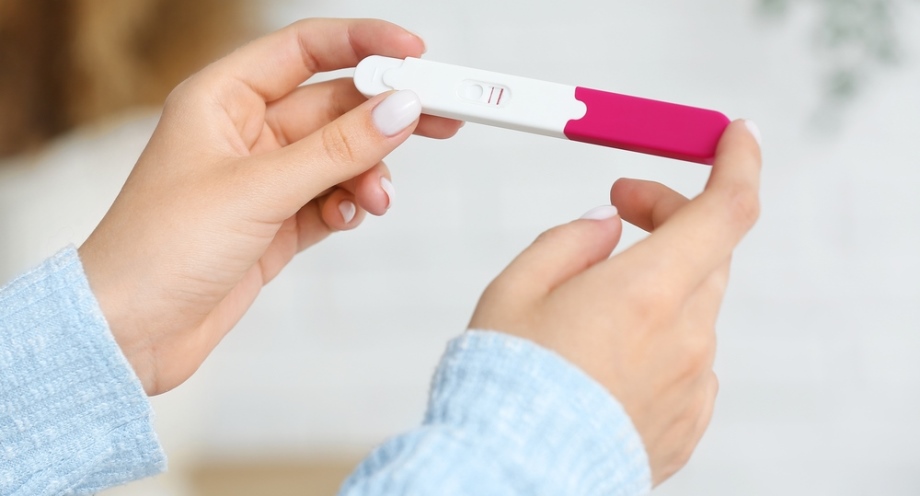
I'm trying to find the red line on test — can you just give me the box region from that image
[488,87,495,104]
[496,88,504,105]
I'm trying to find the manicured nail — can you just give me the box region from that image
[339,200,356,224]
[744,120,762,147]
[373,90,422,137]
[380,177,396,210]
[580,205,619,220]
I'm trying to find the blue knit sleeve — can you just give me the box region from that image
[341,331,651,495]
[0,247,166,495]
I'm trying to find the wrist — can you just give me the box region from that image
[77,240,156,394]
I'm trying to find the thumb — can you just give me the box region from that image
[245,90,422,219]
[496,205,624,300]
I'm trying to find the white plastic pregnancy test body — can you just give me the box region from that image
[354,56,730,165]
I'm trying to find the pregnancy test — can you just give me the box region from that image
[354,56,730,165]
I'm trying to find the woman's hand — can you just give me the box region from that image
[470,120,762,485]
[79,19,461,396]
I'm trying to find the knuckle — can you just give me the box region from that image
[327,82,350,122]
[320,124,359,166]
[628,281,681,322]
[680,332,717,376]
[709,371,721,396]
[622,289,657,324]
[163,74,214,117]
[700,333,718,367]
[471,277,535,334]
[480,276,514,306]
[703,270,730,296]
[697,373,719,410]
[657,283,684,309]
[723,183,761,230]
[532,225,567,247]
[478,270,532,313]
[163,78,192,110]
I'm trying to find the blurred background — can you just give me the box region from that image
[2,0,919,494]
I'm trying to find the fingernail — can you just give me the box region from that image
[744,120,762,147]
[380,177,396,210]
[373,90,422,137]
[580,205,619,220]
[339,200,356,224]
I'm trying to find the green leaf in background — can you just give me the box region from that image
[758,0,914,107]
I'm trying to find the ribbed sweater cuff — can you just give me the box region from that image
[0,246,166,495]
[426,330,651,495]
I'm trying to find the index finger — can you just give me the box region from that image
[206,18,425,102]
[621,120,762,292]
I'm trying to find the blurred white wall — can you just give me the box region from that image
[2,0,920,494]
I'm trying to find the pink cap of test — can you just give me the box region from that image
[563,87,730,165]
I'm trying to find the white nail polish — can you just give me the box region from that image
[339,200,356,224]
[580,205,619,220]
[745,120,762,147]
[373,90,422,137]
[380,177,396,210]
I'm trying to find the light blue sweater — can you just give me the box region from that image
[0,247,650,495]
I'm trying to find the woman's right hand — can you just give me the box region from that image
[79,18,462,396]
[470,120,762,484]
